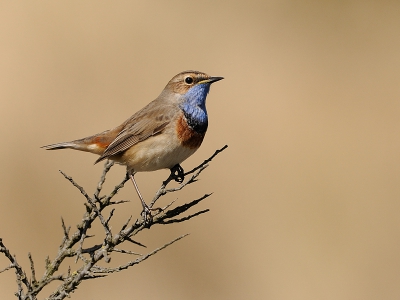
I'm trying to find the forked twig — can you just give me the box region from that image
[0,146,228,300]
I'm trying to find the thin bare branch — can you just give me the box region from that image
[149,145,227,207]
[120,215,132,231]
[155,194,212,222]
[91,234,189,274]
[28,253,37,285]
[125,237,146,248]
[160,209,210,224]
[94,160,114,200]
[86,193,112,240]
[104,173,130,204]
[105,209,115,227]
[59,170,91,202]
[60,218,70,242]
[0,265,12,273]
[185,144,228,176]
[0,238,32,298]
[112,248,141,255]
[0,146,227,299]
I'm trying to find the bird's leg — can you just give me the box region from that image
[170,164,185,183]
[129,173,152,224]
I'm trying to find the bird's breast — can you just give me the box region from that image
[176,113,205,149]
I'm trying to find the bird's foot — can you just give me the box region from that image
[170,164,185,183]
[141,204,153,226]
[141,204,162,226]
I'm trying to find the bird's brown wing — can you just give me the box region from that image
[95,99,179,164]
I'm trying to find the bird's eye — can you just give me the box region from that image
[185,77,194,84]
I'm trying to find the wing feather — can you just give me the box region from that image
[95,99,179,164]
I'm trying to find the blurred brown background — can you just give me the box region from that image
[1,1,400,299]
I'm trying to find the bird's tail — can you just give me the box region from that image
[41,142,79,150]
[42,126,123,155]
[42,136,109,155]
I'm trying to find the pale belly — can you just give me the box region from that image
[112,132,199,172]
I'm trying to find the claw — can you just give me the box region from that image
[141,205,163,226]
[170,164,185,183]
[141,204,153,225]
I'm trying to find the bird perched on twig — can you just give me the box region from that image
[43,70,223,222]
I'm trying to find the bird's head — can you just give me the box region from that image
[164,70,223,108]
[166,70,223,96]
[160,71,223,133]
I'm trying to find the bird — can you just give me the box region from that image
[43,70,223,221]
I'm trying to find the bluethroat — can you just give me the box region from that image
[43,70,223,221]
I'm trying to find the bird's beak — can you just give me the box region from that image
[199,76,224,85]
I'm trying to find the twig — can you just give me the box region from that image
[59,170,91,202]
[112,248,141,255]
[160,209,210,224]
[90,234,189,274]
[0,145,228,300]
[0,238,33,299]
[185,144,228,176]
[104,173,130,204]
[94,160,114,200]
[150,145,228,207]
[28,253,37,285]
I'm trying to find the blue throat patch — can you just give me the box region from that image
[180,83,210,134]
